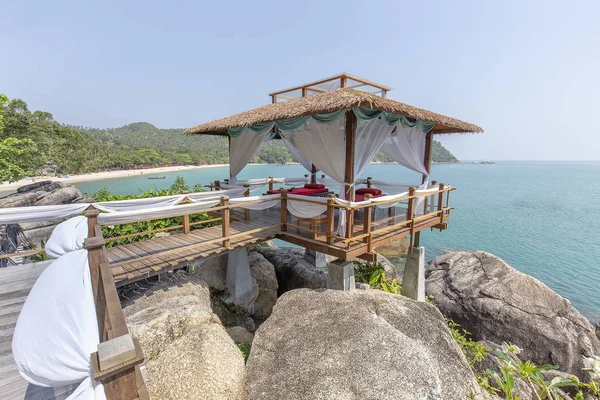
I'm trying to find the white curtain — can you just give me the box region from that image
[380,122,430,213]
[380,122,429,180]
[354,118,396,180]
[280,135,316,172]
[229,126,274,182]
[279,116,346,186]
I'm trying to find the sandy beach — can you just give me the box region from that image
[0,164,230,192]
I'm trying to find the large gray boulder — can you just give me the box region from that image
[426,251,600,379]
[35,186,82,206]
[245,288,492,400]
[122,272,246,400]
[248,252,278,320]
[257,247,327,295]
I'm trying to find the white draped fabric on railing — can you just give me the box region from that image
[0,188,247,225]
[287,194,328,218]
[97,199,222,225]
[229,194,280,210]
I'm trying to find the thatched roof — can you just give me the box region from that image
[184,88,483,135]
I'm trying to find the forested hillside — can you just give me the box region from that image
[0,94,459,182]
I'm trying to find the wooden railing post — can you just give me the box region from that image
[243,184,250,221]
[304,173,309,183]
[363,194,373,246]
[280,188,288,232]
[326,194,335,244]
[85,206,100,239]
[268,176,274,191]
[407,186,416,252]
[214,180,221,191]
[181,190,191,234]
[366,177,372,188]
[221,196,230,248]
[438,183,445,224]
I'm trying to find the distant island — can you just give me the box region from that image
[0,95,459,183]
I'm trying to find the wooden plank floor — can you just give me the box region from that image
[107,208,283,287]
[0,260,83,400]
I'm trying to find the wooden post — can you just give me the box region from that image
[304,173,309,184]
[221,196,230,248]
[407,186,416,252]
[272,95,277,104]
[301,87,307,97]
[268,176,274,191]
[363,194,373,244]
[366,177,372,188]
[344,111,357,239]
[243,184,250,221]
[326,194,335,244]
[214,180,221,191]
[438,183,445,223]
[311,164,317,184]
[280,188,288,232]
[181,190,191,234]
[341,76,347,88]
[422,130,433,184]
[85,207,100,238]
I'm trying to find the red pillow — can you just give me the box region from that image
[304,183,325,189]
[356,188,382,196]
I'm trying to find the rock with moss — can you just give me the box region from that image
[426,251,600,380]
[245,288,493,400]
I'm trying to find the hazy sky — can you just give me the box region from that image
[1,1,599,160]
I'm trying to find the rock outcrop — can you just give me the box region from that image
[257,247,328,295]
[0,181,87,247]
[248,252,278,320]
[122,272,245,400]
[426,251,600,379]
[245,288,492,400]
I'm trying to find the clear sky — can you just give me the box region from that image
[1,0,599,160]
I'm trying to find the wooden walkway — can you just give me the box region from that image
[107,208,282,287]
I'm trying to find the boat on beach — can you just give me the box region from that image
[148,176,166,179]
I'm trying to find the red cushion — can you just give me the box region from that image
[266,189,281,194]
[355,193,385,202]
[304,183,325,189]
[356,187,382,196]
[289,188,329,195]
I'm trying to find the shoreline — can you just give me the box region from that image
[0,164,231,192]
[0,161,467,194]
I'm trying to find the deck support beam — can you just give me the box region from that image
[327,260,355,291]
[403,246,425,301]
[226,247,254,304]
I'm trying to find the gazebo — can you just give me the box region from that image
[185,73,483,296]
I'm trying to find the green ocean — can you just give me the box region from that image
[64,161,600,321]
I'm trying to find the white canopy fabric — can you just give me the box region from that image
[0,203,90,225]
[280,135,316,172]
[279,116,347,188]
[229,127,274,182]
[12,216,106,399]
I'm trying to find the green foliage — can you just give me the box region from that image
[0,93,8,133]
[353,261,402,294]
[237,343,251,361]
[0,137,38,182]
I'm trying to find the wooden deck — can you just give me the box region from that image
[105,205,449,287]
[107,208,282,287]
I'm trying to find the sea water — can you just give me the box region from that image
[33,162,600,320]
